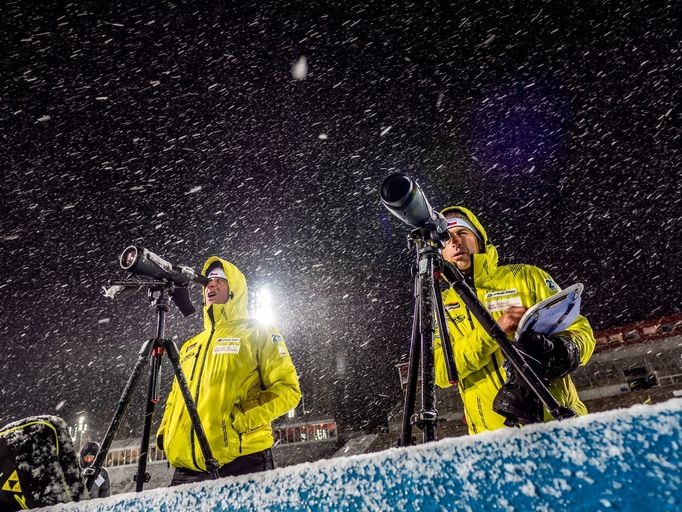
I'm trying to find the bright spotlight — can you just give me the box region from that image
[254,287,275,325]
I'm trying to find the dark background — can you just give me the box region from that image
[1,1,679,438]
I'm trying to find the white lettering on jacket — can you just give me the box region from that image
[213,338,241,354]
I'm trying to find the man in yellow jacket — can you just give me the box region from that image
[434,206,595,434]
[157,256,301,485]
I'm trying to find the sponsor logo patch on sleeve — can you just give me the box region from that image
[451,314,466,325]
[278,345,288,357]
[180,342,199,363]
[213,338,241,355]
[271,333,283,344]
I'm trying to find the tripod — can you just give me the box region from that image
[399,229,576,445]
[84,281,219,492]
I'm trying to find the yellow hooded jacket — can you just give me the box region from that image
[434,207,595,434]
[156,256,301,470]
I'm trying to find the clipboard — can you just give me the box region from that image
[515,283,584,340]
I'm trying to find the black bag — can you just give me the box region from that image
[0,415,85,510]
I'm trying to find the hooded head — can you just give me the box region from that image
[439,206,498,278]
[200,256,249,324]
[79,441,100,469]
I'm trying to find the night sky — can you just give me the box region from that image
[1,1,679,437]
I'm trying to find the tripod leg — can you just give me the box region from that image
[134,345,164,492]
[419,257,438,442]
[399,274,422,447]
[164,341,221,479]
[432,276,458,384]
[85,339,156,491]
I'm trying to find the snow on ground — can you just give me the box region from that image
[44,399,682,511]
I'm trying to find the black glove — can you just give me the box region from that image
[492,362,544,427]
[516,331,580,380]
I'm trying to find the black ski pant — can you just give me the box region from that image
[169,449,274,486]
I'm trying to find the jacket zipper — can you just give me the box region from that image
[464,275,477,330]
[476,396,490,431]
[465,308,475,330]
[190,307,216,471]
[238,433,243,454]
[465,275,504,388]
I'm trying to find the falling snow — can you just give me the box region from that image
[1,1,680,443]
[291,56,309,80]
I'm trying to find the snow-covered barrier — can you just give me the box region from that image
[50,400,681,511]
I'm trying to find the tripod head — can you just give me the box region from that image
[407,226,451,253]
[103,277,197,317]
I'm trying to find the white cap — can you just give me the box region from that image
[446,217,483,244]
[206,266,227,280]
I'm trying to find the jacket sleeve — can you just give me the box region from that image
[99,469,111,498]
[526,267,596,366]
[236,327,301,432]
[434,315,501,385]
